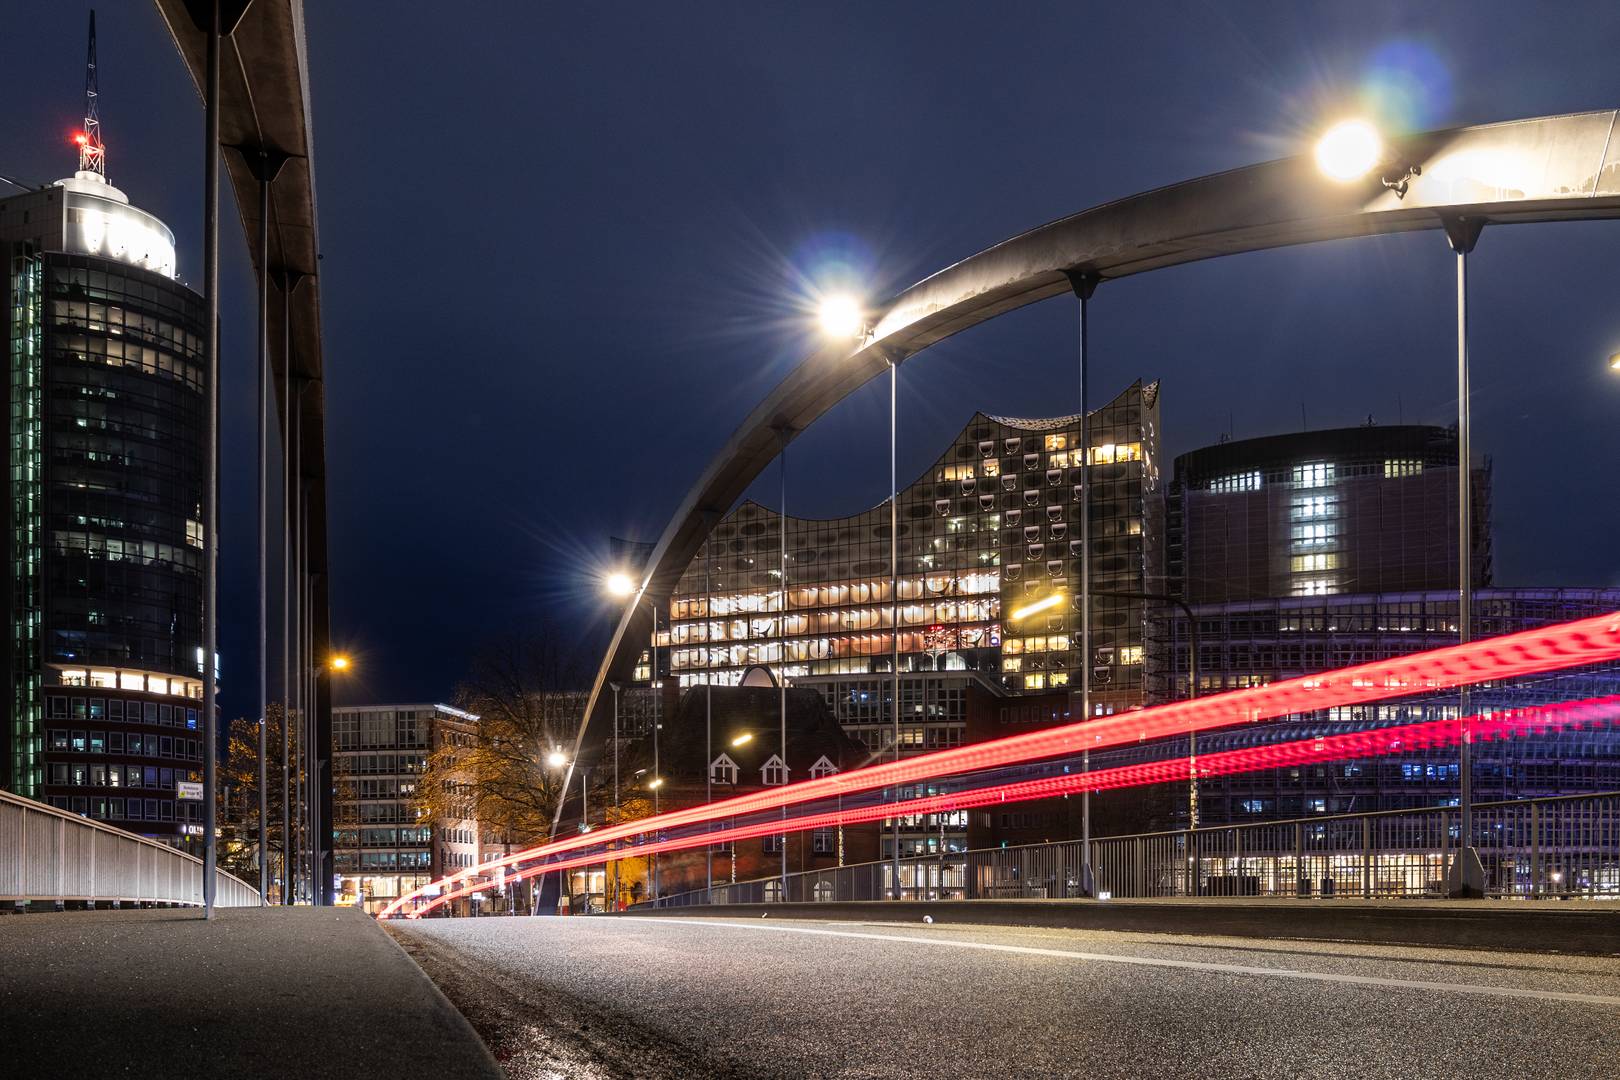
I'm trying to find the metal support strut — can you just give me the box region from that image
[1442,216,1486,898]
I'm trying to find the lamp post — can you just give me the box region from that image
[642,773,664,900]
[817,294,896,897]
[776,425,790,898]
[605,571,662,900]
[1313,118,1480,895]
[609,681,621,910]
[307,654,350,906]
[1062,269,1099,897]
[546,751,601,910]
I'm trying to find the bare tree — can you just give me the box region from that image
[416,630,597,847]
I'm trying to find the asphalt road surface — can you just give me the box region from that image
[388,915,1620,1080]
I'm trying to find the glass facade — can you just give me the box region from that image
[1169,592,1620,826]
[1170,425,1491,604]
[332,704,480,913]
[3,183,207,846]
[660,381,1163,714]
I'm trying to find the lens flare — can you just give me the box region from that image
[1361,39,1453,132]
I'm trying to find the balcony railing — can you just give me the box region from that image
[0,789,259,908]
[641,791,1620,908]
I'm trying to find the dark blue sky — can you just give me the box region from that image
[5,2,1618,715]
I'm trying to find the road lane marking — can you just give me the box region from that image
[611,917,1620,1008]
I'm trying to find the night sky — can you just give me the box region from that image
[4,2,1618,718]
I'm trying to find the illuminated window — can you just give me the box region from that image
[1293,462,1334,488]
[1119,646,1144,665]
[1291,553,1338,572]
[186,519,204,548]
[1384,459,1423,478]
[1292,523,1330,545]
[1209,471,1261,493]
[1024,673,1046,690]
[1293,578,1335,596]
[940,464,975,482]
[1001,657,1022,672]
[981,459,1000,477]
[1294,495,1328,519]
[1043,434,1067,451]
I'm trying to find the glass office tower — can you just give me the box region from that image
[1,168,208,847]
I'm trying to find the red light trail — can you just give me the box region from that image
[380,611,1620,918]
[394,694,1620,918]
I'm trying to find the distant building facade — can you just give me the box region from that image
[2,161,208,848]
[1169,425,1490,605]
[332,703,479,914]
[646,382,1163,856]
[1165,425,1615,829]
[1172,589,1620,826]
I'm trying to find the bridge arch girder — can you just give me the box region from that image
[571,109,1620,786]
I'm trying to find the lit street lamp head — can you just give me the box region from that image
[604,571,636,599]
[817,294,864,340]
[1315,118,1383,181]
[730,732,754,747]
[328,655,351,673]
[546,750,569,769]
[1608,351,1620,372]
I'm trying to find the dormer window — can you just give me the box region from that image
[760,754,788,786]
[808,755,838,779]
[709,752,739,785]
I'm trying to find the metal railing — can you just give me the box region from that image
[0,789,259,908]
[642,791,1620,908]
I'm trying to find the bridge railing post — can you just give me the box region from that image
[1529,800,1541,899]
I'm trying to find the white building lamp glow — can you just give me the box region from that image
[817,294,864,340]
[1315,118,1420,199]
[1315,119,1383,180]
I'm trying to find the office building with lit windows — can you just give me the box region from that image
[331,703,479,914]
[1169,589,1620,825]
[1,160,209,847]
[1168,424,1490,605]
[1161,426,1617,829]
[653,381,1164,855]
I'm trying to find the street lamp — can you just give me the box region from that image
[601,569,664,900]
[730,731,754,748]
[1314,119,1383,181]
[546,749,568,769]
[1608,351,1620,372]
[1313,118,1420,198]
[328,654,351,673]
[1315,116,1478,892]
[817,294,864,341]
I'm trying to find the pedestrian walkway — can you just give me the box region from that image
[0,906,501,1080]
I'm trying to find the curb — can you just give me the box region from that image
[617,899,1620,955]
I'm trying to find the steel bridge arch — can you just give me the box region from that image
[566,110,1620,798]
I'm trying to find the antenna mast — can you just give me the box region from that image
[78,10,105,177]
